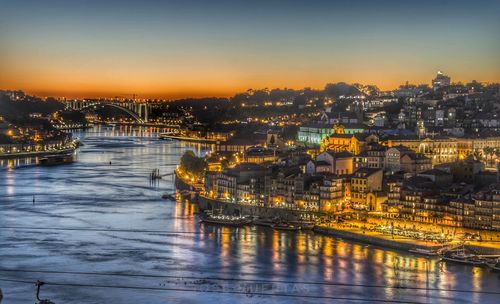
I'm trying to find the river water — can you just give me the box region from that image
[0,126,498,304]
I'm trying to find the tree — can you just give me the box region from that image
[483,146,494,167]
[281,125,299,141]
[269,134,275,145]
[470,150,483,161]
[180,151,206,179]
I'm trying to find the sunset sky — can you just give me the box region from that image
[1,0,499,99]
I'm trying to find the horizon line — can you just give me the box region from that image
[2,78,498,100]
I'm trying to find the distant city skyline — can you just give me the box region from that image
[1,0,499,99]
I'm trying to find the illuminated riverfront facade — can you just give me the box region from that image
[386,136,500,165]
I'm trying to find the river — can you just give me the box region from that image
[0,126,498,304]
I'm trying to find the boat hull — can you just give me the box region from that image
[440,256,485,266]
[200,217,252,227]
[38,154,74,166]
[409,248,439,256]
[272,224,301,231]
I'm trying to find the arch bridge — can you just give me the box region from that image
[64,100,150,123]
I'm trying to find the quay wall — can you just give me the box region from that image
[176,173,500,255]
[313,226,428,251]
[313,226,500,254]
[0,147,76,160]
[174,173,195,191]
[197,195,322,221]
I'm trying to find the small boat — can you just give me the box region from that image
[162,193,176,200]
[159,136,175,141]
[271,223,301,231]
[38,154,73,166]
[200,213,252,227]
[408,248,439,256]
[440,252,485,266]
[159,132,179,140]
[298,222,315,230]
[486,259,500,272]
[252,218,275,227]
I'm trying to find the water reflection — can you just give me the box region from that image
[173,194,499,303]
[0,126,498,304]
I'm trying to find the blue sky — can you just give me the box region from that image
[0,0,499,97]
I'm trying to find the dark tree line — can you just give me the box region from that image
[180,151,206,179]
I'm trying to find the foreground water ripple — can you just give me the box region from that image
[0,126,499,304]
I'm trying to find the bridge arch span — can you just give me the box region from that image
[80,102,145,123]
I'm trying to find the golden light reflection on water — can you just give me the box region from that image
[336,240,347,257]
[322,237,333,257]
[321,237,334,280]
[271,230,281,272]
[3,127,498,304]
[0,157,39,170]
[5,170,15,196]
[238,226,257,275]
[220,226,231,267]
[170,200,495,302]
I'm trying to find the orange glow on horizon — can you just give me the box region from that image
[1,59,499,99]
[3,74,500,99]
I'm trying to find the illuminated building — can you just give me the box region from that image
[385,146,414,173]
[297,123,333,146]
[353,145,387,170]
[386,136,458,165]
[322,133,378,155]
[468,184,500,230]
[385,135,500,166]
[215,135,267,153]
[319,175,344,213]
[244,146,277,164]
[311,151,353,175]
[399,176,448,224]
[350,168,384,211]
[384,175,404,217]
[432,71,451,90]
[216,163,267,203]
[319,111,360,125]
[400,153,432,175]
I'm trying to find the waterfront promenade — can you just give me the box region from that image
[0,140,78,159]
[3,128,499,304]
[314,222,500,254]
[175,170,500,255]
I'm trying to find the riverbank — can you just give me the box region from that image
[0,145,77,160]
[4,129,499,304]
[175,170,320,221]
[175,171,500,255]
[314,225,500,255]
[313,225,440,251]
[160,134,221,143]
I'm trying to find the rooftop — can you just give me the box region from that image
[226,162,266,174]
[419,169,451,176]
[324,150,354,159]
[353,167,382,177]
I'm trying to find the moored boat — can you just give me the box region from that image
[440,251,485,266]
[297,222,315,230]
[408,248,439,256]
[162,193,176,200]
[159,133,176,140]
[252,218,275,227]
[272,223,301,231]
[38,154,74,166]
[200,213,252,227]
[159,132,179,140]
[486,259,500,272]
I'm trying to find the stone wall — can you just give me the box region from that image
[197,195,322,221]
